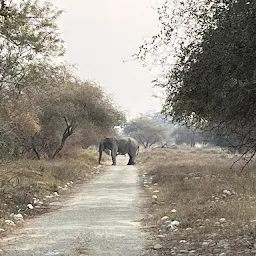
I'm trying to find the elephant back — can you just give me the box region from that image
[129,137,139,147]
[117,136,138,154]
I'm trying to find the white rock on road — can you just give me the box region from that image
[0,157,148,256]
[153,243,162,250]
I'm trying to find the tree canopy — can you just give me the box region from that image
[0,0,64,93]
[123,115,169,148]
[0,1,125,159]
[138,0,256,162]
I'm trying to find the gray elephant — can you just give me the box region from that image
[98,136,139,165]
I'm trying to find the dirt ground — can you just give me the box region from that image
[2,148,256,256]
[138,147,256,256]
[0,157,148,256]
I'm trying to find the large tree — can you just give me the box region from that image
[138,0,256,162]
[0,0,64,93]
[123,116,169,148]
[0,1,125,159]
[15,63,125,159]
[0,0,64,158]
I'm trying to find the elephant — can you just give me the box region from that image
[98,136,139,165]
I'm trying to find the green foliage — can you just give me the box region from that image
[0,0,64,92]
[166,1,256,124]
[139,0,256,159]
[165,1,256,155]
[136,0,228,65]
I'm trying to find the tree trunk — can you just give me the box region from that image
[13,144,20,158]
[32,146,41,160]
[190,131,195,147]
[52,126,73,159]
[31,134,40,160]
[98,143,103,164]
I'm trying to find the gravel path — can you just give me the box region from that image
[0,157,147,256]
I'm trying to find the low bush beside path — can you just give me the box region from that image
[0,149,105,235]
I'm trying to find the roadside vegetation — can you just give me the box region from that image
[0,0,124,161]
[0,0,123,234]
[137,0,256,163]
[139,147,256,255]
[0,150,109,234]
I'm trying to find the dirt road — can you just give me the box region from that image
[0,157,148,256]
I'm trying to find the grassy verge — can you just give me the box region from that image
[0,149,106,234]
[138,147,256,255]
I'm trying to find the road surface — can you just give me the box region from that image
[0,157,148,256]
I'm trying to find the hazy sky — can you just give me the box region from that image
[51,0,163,119]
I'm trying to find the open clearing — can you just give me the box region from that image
[0,157,148,256]
[139,147,256,256]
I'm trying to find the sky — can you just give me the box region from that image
[50,0,163,119]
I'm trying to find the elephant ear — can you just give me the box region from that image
[105,137,112,143]
[103,137,115,149]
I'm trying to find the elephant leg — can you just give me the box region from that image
[127,153,135,165]
[111,149,117,165]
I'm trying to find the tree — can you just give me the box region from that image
[0,1,125,160]
[171,126,202,147]
[26,64,125,159]
[1,64,125,160]
[0,0,64,94]
[165,1,256,155]
[138,1,256,166]
[123,116,169,148]
[136,0,227,67]
[0,0,64,158]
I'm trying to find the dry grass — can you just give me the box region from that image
[138,147,256,255]
[0,149,105,232]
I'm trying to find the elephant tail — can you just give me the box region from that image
[137,145,139,155]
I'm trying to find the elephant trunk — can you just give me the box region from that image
[98,143,104,164]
